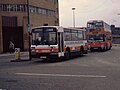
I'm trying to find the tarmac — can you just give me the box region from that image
[113,44,120,47]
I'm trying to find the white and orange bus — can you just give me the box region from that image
[30,26,88,61]
[86,20,112,51]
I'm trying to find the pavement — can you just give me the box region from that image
[0,51,30,62]
[0,51,29,57]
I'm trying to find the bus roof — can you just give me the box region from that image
[87,20,104,23]
[31,26,60,29]
[31,26,86,31]
[65,27,86,31]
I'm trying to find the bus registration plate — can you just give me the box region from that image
[41,50,50,53]
[40,56,47,59]
[94,48,98,49]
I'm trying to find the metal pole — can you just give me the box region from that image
[72,8,75,28]
[27,0,31,60]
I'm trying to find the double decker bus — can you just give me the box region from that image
[86,20,112,51]
[30,26,88,61]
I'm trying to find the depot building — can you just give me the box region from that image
[0,0,59,53]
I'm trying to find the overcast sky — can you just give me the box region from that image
[59,0,120,27]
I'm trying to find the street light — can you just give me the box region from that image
[72,7,76,28]
[27,0,31,60]
[117,13,120,15]
[117,13,120,27]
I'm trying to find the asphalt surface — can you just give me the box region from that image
[0,46,120,90]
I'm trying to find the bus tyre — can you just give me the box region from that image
[106,45,108,51]
[103,46,106,51]
[105,45,107,51]
[65,49,71,60]
[80,49,83,56]
[90,48,94,52]
[109,46,112,50]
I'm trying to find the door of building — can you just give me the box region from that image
[2,27,24,52]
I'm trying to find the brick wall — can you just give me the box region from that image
[0,0,59,52]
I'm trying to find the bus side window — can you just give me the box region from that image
[64,29,71,41]
[82,31,86,40]
[78,31,83,40]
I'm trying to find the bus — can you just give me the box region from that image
[30,26,88,61]
[86,20,112,51]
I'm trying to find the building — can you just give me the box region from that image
[0,0,59,53]
[111,25,120,44]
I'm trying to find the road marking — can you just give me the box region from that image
[15,73,106,78]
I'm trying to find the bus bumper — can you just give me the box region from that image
[90,47,103,51]
[31,53,59,60]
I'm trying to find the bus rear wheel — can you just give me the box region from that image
[80,48,83,56]
[109,46,112,50]
[65,49,71,60]
[90,48,94,52]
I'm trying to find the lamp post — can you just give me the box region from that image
[27,0,31,60]
[72,7,76,28]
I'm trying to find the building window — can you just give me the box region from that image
[9,5,17,11]
[3,4,7,11]
[0,4,56,17]
[0,4,26,12]
[38,8,42,14]
[47,10,55,16]
[42,9,47,15]
[30,6,37,13]
[19,5,26,12]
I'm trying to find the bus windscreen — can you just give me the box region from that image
[88,34,105,42]
[32,27,57,45]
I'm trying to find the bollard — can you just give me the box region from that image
[15,48,20,60]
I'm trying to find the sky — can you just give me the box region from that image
[59,0,120,27]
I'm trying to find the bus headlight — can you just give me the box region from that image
[31,49,35,52]
[31,47,35,52]
[51,49,54,52]
[51,47,55,52]
[88,45,90,48]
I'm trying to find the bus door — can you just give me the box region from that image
[58,32,64,57]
